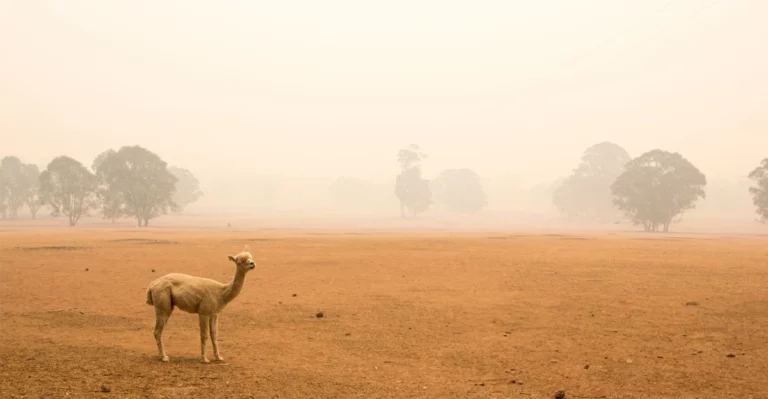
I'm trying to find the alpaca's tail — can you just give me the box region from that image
[145,288,154,306]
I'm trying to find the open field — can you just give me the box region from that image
[1,228,767,398]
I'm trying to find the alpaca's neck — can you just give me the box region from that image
[222,268,247,304]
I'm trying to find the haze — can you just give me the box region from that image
[1,0,765,225]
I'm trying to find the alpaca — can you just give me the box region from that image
[145,249,256,363]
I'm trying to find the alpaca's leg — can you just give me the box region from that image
[210,315,224,361]
[153,307,172,362]
[198,314,211,363]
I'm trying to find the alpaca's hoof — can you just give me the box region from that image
[200,358,210,364]
[160,356,169,362]
[214,356,225,362]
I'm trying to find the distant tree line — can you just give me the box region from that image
[3,143,765,232]
[0,145,202,226]
[551,142,766,232]
[391,144,489,218]
[327,142,765,233]
[550,142,708,232]
[328,144,490,218]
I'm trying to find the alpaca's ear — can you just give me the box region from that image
[243,244,250,252]
[228,255,236,262]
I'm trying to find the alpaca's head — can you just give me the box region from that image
[228,251,255,271]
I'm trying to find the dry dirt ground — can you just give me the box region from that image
[1,228,767,398]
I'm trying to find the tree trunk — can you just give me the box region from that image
[143,218,149,227]
[663,214,673,233]
[30,207,38,220]
[400,202,406,219]
[137,216,142,227]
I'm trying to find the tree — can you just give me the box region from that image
[92,149,123,222]
[552,175,587,219]
[748,158,768,222]
[0,156,26,219]
[553,142,631,221]
[0,167,6,219]
[431,169,487,213]
[168,166,203,211]
[0,158,44,220]
[611,149,706,232]
[394,145,431,218]
[397,144,427,170]
[39,156,98,226]
[395,168,431,217]
[22,164,43,219]
[97,146,177,226]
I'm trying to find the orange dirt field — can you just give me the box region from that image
[1,228,767,398]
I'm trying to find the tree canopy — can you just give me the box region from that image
[95,146,177,226]
[168,166,203,211]
[92,149,123,222]
[397,144,427,170]
[0,156,43,219]
[748,158,768,222]
[395,168,431,217]
[22,163,43,219]
[0,167,6,218]
[553,142,630,222]
[611,149,706,232]
[394,145,431,218]
[431,168,487,213]
[0,156,26,219]
[39,156,98,226]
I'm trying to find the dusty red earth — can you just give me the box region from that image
[1,228,767,398]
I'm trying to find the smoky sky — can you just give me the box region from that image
[1,0,766,212]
